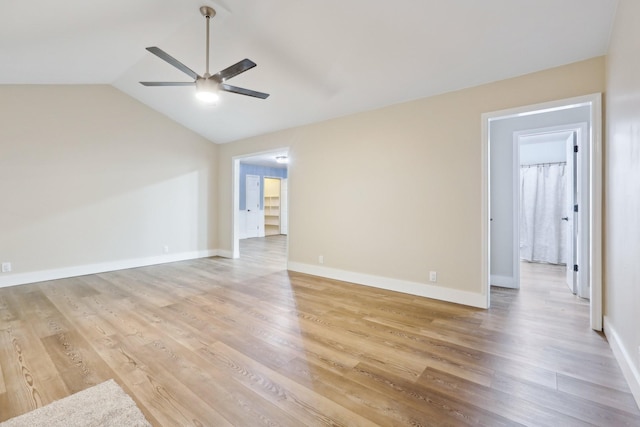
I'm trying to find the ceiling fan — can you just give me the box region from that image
[140,6,269,102]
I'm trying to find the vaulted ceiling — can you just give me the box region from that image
[1,0,618,143]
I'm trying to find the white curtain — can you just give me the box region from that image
[520,163,567,264]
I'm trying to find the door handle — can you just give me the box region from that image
[561,217,569,221]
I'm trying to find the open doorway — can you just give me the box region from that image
[481,94,602,330]
[515,124,589,299]
[231,149,289,261]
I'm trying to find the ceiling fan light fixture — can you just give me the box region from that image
[195,78,220,104]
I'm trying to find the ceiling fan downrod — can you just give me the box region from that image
[200,6,216,77]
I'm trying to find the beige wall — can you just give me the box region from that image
[218,57,605,304]
[0,59,606,304]
[604,0,640,401]
[0,85,218,285]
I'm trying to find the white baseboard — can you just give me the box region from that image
[288,262,487,309]
[490,274,515,287]
[0,249,220,288]
[604,316,640,409]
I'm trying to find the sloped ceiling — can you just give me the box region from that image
[1,0,618,143]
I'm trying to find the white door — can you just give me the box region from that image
[246,175,260,238]
[280,178,288,235]
[565,132,577,293]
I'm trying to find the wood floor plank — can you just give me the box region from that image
[40,328,119,394]
[0,362,6,394]
[329,309,498,386]
[139,336,302,426]
[223,309,363,378]
[0,236,638,425]
[277,356,442,426]
[0,321,68,420]
[557,373,640,416]
[114,334,234,426]
[492,371,640,426]
[347,362,516,426]
[0,294,18,322]
[199,341,378,426]
[417,367,587,427]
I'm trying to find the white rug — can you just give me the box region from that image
[0,379,152,427]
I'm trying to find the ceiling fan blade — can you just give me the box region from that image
[213,59,257,82]
[146,47,199,80]
[140,82,195,86]
[221,84,270,99]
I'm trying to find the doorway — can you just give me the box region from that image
[513,124,589,299]
[232,148,289,260]
[481,94,602,330]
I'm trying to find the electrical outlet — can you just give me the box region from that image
[318,255,324,264]
[2,262,11,273]
[163,245,169,254]
[429,271,437,282]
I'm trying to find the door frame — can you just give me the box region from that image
[231,148,290,259]
[481,93,602,330]
[512,123,587,292]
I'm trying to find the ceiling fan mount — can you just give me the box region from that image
[199,6,216,18]
[140,5,269,102]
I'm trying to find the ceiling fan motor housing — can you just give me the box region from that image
[196,77,218,92]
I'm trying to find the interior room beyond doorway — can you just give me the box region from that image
[483,93,602,330]
[233,149,289,259]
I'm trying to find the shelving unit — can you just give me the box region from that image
[264,177,281,236]
[264,195,280,236]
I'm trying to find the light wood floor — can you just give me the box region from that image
[1,236,639,426]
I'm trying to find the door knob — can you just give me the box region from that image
[561,217,569,221]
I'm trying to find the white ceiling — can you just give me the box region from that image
[1,0,618,144]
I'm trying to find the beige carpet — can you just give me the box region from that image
[0,380,151,427]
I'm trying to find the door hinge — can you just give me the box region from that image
[574,145,579,153]
[574,204,579,213]
[574,264,579,272]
